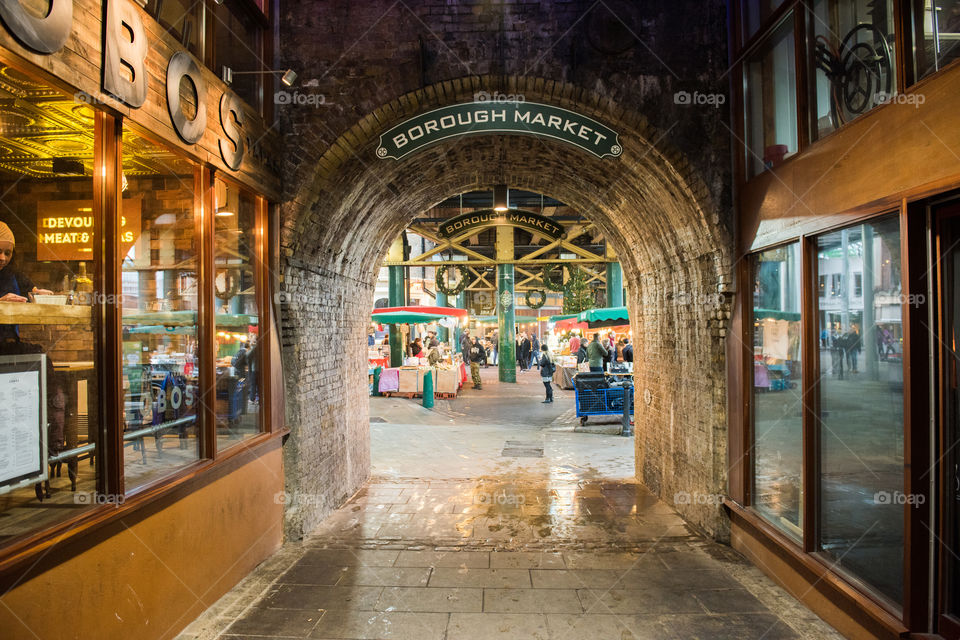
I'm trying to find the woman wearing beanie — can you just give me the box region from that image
[0,221,52,343]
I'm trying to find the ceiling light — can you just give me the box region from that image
[216,210,235,217]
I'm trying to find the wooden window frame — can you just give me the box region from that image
[0,104,282,579]
[731,203,932,631]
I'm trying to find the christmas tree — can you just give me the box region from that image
[562,266,595,314]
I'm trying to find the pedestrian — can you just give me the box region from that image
[587,333,608,373]
[615,339,625,362]
[844,325,861,373]
[530,333,540,369]
[601,337,612,371]
[407,337,423,357]
[539,343,555,403]
[519,332,531,371]
[577,340,588,364]
[830,330,845,379]
[568,333,581,356]
[622,338,633,363]
[459,328,471,358]
[426,338,441,365]
[469,337,485,389]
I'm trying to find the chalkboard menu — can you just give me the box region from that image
[0,354,47,493]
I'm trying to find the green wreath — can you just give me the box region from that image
[542,264,565,292]
[436,265,469,296]
[525,289,547,309]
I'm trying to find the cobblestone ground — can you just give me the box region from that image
[179,368,842,640]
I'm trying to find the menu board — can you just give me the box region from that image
[0,355,47,493]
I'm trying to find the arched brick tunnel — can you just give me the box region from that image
[277,77,733,542]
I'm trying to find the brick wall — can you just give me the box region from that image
[275,0,734,539]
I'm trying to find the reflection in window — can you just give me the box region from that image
[146,0,203,58]
[0,66,99,542]
[215,180,260,449]
[809,0,896,140]
[744,17,797,177]
[916,0,960,79]
[121,129,200,490]
[213,2,264,111]
[752,244,803,539]
[742,0,788,41]
[817,216,904,605]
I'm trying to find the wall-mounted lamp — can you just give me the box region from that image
[222,67,298,87]
[493,185,510,212]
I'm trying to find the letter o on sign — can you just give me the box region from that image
[0,0,72,54]
[166,51,207,144]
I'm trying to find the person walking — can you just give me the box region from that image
[469,337,485,389]
[587,333,608,373]
[519,332,531,371]
[844,325,861,373]
[459,329,471,357]
[622,338,633,363]
[530,333,540,369]
[539,343,555,403]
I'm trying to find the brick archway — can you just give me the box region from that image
[278,76,732,540]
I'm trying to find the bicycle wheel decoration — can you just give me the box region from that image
[436,265,469,296]
[814,23,892,128]
[525,289,546,309]
[541,264,565,292]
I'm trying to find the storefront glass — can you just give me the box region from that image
[808,0,897,140]
[744,17,798,177]
[742,0,789,42]
[121,129,201,489]
[0,67,101,541]
[146,0,204,58]
[213,2,264,111]
[752,243,803,539]
[214,179,261,448]
[817,215,904,605]
[915,0,960,79]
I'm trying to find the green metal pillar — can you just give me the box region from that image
[498,265,516,383]
[436,289,449,342]
[454,291,466,352]
[386,237,406,367]
[606,262,624,307]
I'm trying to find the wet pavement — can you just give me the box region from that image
[179,367,842,639]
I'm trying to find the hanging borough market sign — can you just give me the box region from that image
[376,101,623,160]
[438,208,564,241]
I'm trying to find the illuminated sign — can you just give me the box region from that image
[377,101,622,160]
[36,199,141,261]
[438,208,564,241]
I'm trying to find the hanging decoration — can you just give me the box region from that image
[436,264,469,296]
[542,264,565,292]
[525,289,547,309]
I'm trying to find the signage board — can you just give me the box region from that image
[438,208,564,241]
[377,101,622,160]
[0,354,47,494]
[36,198,141,261]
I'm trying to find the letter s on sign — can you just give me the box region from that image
[0,0,72,54]
[219,92,244,170]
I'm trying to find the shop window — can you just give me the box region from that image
[213,1,264,112]
[808,0,897,140]
[744,17,798,177]
[0,66,100,542]
[121,129,201,490]
[915,1,960,79]
[214,179,261,448]
[146,0,203,58]
[816,215,904,606]
[751,243,803,539]
[742,0,790,42]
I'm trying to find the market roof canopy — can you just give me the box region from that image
[371,311,450,324]
[549,313,580,322]
[578,306,629,328]
[373,305,468,318]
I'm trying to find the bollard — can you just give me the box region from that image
[372,366,382,397]
[621,383,634,436]
[422,369,435,408]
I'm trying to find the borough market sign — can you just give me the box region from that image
[438,209,564,241]
[377,101,622,160]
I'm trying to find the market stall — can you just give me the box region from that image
[370,307,468,398]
